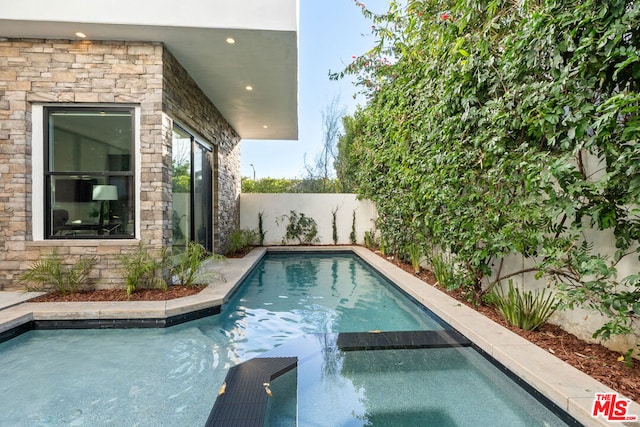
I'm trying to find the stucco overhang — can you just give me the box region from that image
[0,0,299,140]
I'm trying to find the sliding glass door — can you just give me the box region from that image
[193,142,213,250]
[171,125,213,251]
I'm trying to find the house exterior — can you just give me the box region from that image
[0,0,299,290]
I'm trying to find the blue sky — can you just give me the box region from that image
[240,0,388,179]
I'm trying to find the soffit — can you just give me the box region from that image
[0,0,299,140]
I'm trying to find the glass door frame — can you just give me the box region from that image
[171,123,214,252]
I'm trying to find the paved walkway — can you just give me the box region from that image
[0,291,44,310]
[0,246,637,427]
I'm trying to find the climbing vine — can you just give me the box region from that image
[334,0,640,342]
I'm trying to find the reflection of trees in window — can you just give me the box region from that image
[172,130,191,193]
[172,160,190,193]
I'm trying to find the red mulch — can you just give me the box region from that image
[28,250,639,403]
[31,285,205,302]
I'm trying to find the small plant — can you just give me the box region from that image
[407,243,421,274]
[431,252,457,290]
[364,230,379,249]
[350,210,357,244]
[165,241,225,287]
[119,243,166,297]
[619,347,637,368]
[19,248,96,295]
[276,210,320,245]
[331,207,339,245]
[379,236,387,255]
[257,212,266,246]
[227,228,258,255]
[486,280,558,331]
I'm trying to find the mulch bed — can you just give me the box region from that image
[30,285,205,302]
[383,254,640,404]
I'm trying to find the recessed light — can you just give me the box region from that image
[226,37,235,44]
[75,32,87,38]
[245,85,253,91]
[263,125,268,129]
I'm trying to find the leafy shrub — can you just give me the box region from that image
[166,241,225,287]
[119,243,166,297]
[227,228,258,255]
[337,0,640,340]
[19,248,96,295]
[379,236,387,255]
[350,210,357,244]
[242,177,300,193]
[431,253,457,291]
[407,243,421,274]
[364,230,379,249]
[277,210,320,245]
[486,281,558,331]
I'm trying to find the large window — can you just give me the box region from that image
[172,125,213,251]
[45,107,135,238]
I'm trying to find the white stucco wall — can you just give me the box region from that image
[240,194,377,246]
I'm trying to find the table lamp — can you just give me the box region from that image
[92,185,118,230]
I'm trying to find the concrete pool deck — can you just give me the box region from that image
[0,246,638,427]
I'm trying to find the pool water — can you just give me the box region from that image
[0,253,441,426]
[264,334,570,426]
[221,253,443,362]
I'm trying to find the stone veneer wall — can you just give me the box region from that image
[0,39,240,290]
[162,49,241,254]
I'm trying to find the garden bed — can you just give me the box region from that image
[31,285,205,302]
[382,253,640,404]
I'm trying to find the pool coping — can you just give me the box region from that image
[0,245,638,427]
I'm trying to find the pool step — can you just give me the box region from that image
[206,357,297,427]
[337,329,471,351]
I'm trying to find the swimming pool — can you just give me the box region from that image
[0,252,576,426]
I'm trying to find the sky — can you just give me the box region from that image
[240,0,389,180]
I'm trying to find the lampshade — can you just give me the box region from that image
[92,185,118,201]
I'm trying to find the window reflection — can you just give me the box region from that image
[46,108,135,238]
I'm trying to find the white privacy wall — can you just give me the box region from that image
[240,194,377,245]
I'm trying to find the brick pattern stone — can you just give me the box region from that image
[162,49,241,254]
[0,39,241,290]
